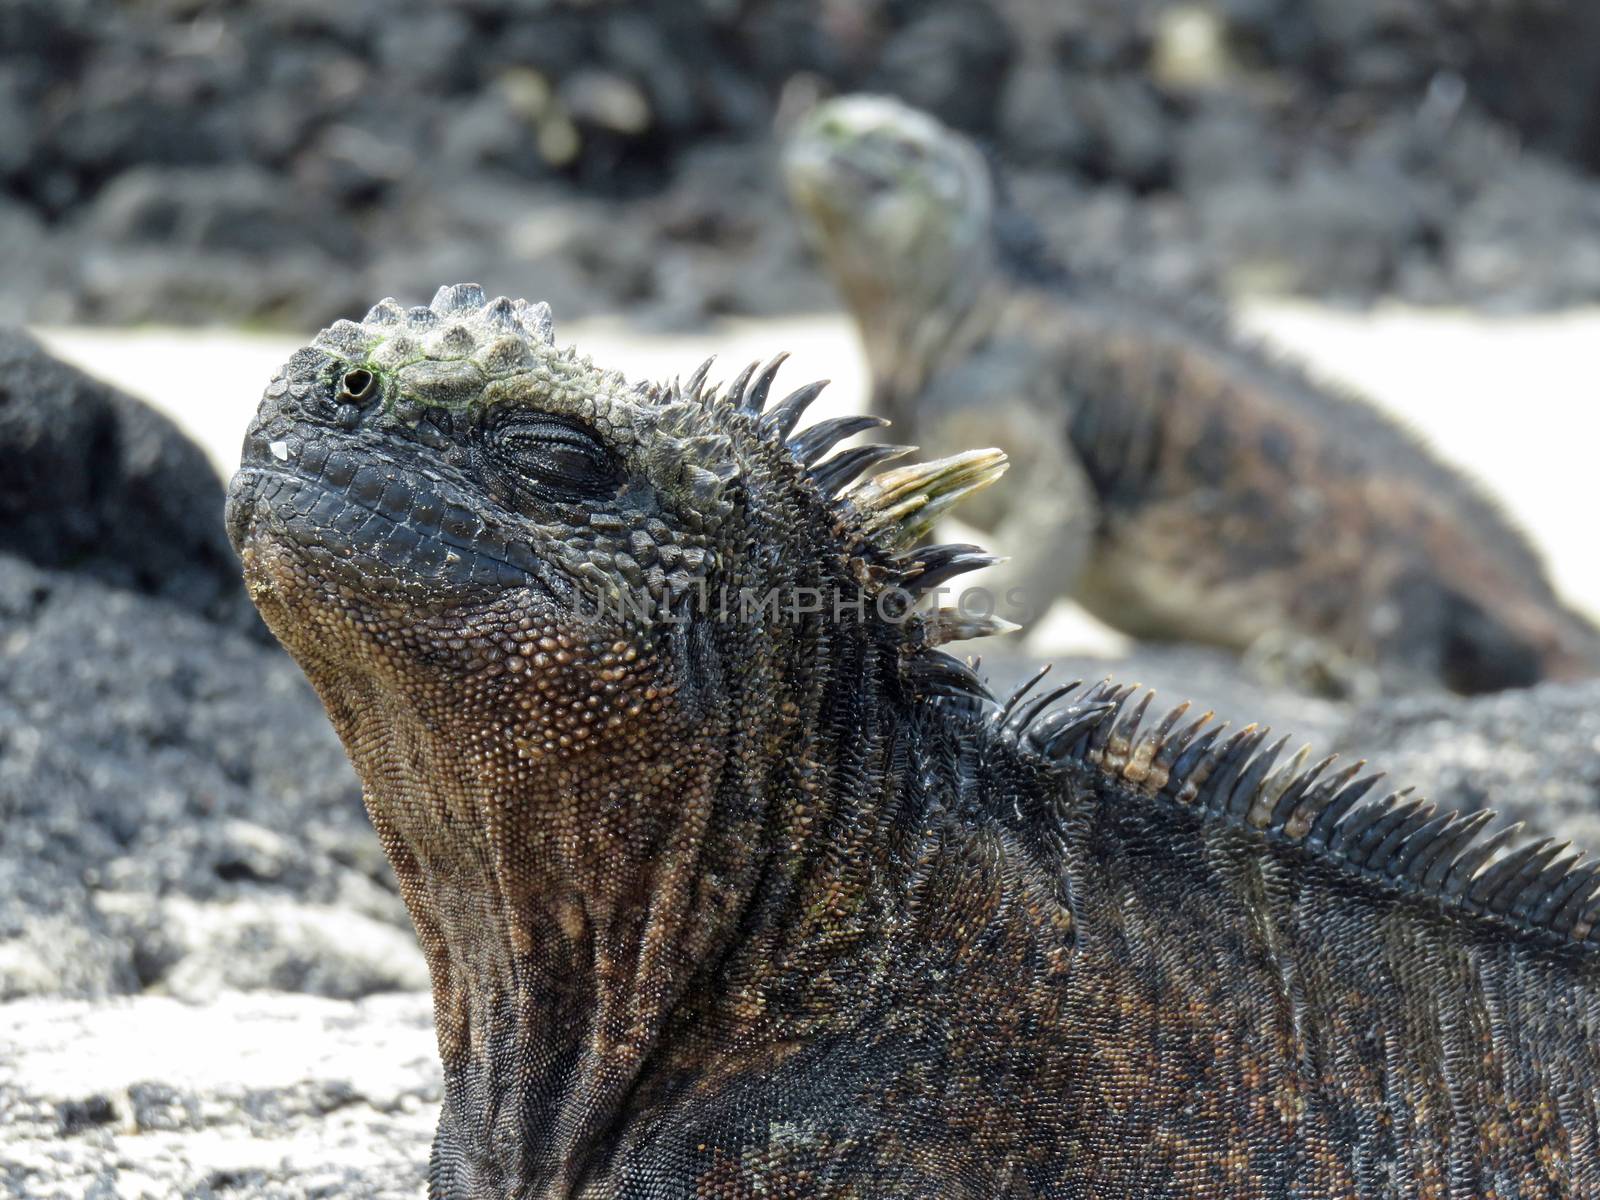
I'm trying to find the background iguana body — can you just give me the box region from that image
[784,95,1600,696]
[228,285,1600,1199]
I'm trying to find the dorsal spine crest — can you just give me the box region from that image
[996,678,1600,947]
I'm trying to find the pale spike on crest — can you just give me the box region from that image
[518,299,555,345]
[429,282,486,315]
[923,611,1021,647]
[849,449,1009,551]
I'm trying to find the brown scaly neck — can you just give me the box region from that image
[305,598,918,1197]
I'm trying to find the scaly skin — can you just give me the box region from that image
[229,285,1600,1198]
[783,94,1600,696]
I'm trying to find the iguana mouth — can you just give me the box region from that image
[227,460,545,599]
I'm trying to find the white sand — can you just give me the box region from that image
[33,302,1599,646]
[1240,301,1599,623]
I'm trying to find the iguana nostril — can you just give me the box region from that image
[337,368,377,406]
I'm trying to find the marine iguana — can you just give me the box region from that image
[783,93,1600,696]
[228,284,1600,1198]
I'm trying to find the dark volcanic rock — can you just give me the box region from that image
[0,553,418,1001]
[0,332,417,1001]
[1216,0,1600,173]
[1336,681,1600,851]
[867,0,1014,135]
[0,327,254,630]
[7,0,1600,325]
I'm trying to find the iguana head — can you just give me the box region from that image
[784,93,994,298]
[784,94,997,399]
[227,283,1008,734]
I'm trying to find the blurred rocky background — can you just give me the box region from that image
[5,0,1600,331]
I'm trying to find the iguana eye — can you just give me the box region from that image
[338,368,377,404]
[486,414,621,503]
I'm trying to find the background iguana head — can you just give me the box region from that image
[784,94,999,397]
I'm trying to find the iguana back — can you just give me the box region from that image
[608,676,1600,1197]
